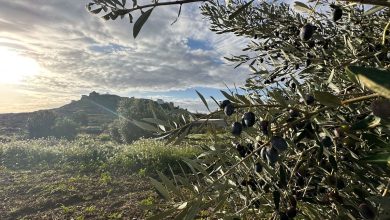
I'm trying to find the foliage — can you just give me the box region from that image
[71,111,89,126]
[27,110,56,138]
[86,0,390,219]
[0,137,200,175]
[111,97,191,143]
[53,117,79,140]
[108,119,123,143]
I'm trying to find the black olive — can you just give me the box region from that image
[290,82,297,90]
[358,203,376,220]
[333,7,343,22]
[300,24,316,41]
[224,104,235,116]
[260,120,269,135]
[279,212,289,220]
[287,206,297,218]
[220,100,232,109]
[266,147,279,165]
[305,95,315,105]
[236,144,247,157]
[289,109,300,118]
[255,162,263,173]
[307,40,315,48]
[321,136,333,148]
[231,122,243,136]
[242,112,256,127]
[271,136,288,152]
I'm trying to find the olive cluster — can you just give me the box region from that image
[219,100,256,136]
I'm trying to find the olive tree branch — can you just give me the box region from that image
[339,0,390,7]
[99,0,209,13]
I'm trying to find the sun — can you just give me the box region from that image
[0,47,40,84]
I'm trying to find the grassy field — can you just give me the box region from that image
[0,137,202,219]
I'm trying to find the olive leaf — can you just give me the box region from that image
[362,153,390,163]
[196,90,211,112]
[346,66,390,99]
[228,0,255,20]
[293,1,312,13]
[133,8,154,38]
[314,91,342,107]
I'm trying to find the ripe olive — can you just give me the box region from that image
[333,7,343,22]
[235,144,246,157]
[224,104,235,116]
[320,136,333,148]
[220,100,231,109]
[287,206,297,218]
[279,212,289,220]
[300,24,316,41]
[289,109,300,118]
[242,112,256,127]
[260,120,269,135]
[266,147,279,165]
[231,122,243,136]
[307,40,315,48]
[305,95,315,105]
[255,162,263,173]
[271,136,288,152]
[289,196,297,207]
[306,59,311,67]
[358,203,376,220]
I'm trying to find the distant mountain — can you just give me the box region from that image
[0,91,190,135]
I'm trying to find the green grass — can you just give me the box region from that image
[0,137,201,175]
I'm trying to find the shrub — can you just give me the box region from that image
[53,118,78,140]
[27,111,56,138]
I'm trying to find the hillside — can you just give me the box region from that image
[0,91,190,135]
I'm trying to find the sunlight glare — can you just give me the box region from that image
[0,47,40,84]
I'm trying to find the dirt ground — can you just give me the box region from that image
[0,168,157,219]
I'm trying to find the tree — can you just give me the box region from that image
[87,0,390,219]
[53,117,79,140]
[27,110,56,138]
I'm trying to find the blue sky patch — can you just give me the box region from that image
[187,38,213,50]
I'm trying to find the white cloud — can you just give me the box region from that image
[0,0,249,113]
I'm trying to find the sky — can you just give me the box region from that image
[0,0,256,113]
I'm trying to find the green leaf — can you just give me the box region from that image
[131,119,159,132]
[293,1,312,13]
[362,153,390,163]
[147,207,176,220]
[133,8,154,38]
[150,177,170,200]
[220,90,240,103]
[362,133,389,148]
[91,7,103,14]
[269,90,287,107]
[228,0,255,20]
[346,66,390,99]
[157,171,182,198]
[351,115,381,130]
[364,5,385,16]
[196,90,211,112]
[314,91,342,107]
